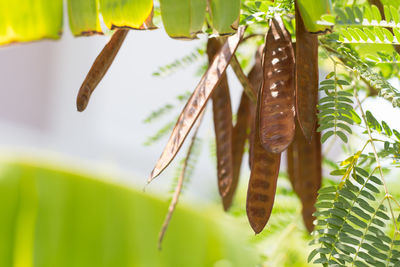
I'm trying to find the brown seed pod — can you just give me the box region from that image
[259,18,295,153]
[247,46,264,169]
[287,120,321,233]
[149,26,245,182]
[207,37,234,198]
[222,90,252,210]
[77,29,129,112]
[246,86,281,234]
[295,3,319,141]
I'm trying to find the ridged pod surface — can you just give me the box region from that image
[149,27,245,182]
[223,90,252,210]
[260,18,295,153]
[77,29,128,112]
[207,37,234,198]
[247,86,281,234]
[295,4,319,141]
[287,121,321,233]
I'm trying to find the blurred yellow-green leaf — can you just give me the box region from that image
[99,0,153,30]
[68,0,103,36]
[297,0,332,33]
[0,160,259,267]
[210,0,240,34]
[159,0,206,39]
[0,0,63,45]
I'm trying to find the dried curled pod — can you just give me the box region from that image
[287,121,321,233]
[77,29,129,111]
[207,37,234,198]
[259,17,295,153]
[246,86,281,234]
[295,3,319,141]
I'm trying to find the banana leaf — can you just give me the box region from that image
[0,0,153,45]
[160,0,206,39]
[0,160,259,267]
[0,0,63,45]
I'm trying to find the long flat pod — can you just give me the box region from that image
[287,121,321,233]
[248,46,264,169]
[149,26,245,182]
[260,18,295,153]
[247,86,281,234]
[207,37,234,198]
[76,29,128,112]
[223,90,252,210]
[295,3,319,141]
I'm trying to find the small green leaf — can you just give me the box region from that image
[365,183,380,193]
[391,6,400,24]
[375,27,385,42]
[321,131,335,143]
[308,249,318,263]
[393,129,400,141]
[319,186,337,194]
[364,27,376,41]
[371,5,382,21]
[382,121,392,136]
[336,131,348,143]
[355,167,369,177]
[369,175,382,185]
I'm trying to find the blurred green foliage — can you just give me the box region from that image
[0,161,259,267]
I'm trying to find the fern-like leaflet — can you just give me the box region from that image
[317,72,357,143]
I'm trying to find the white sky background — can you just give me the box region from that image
[0,23,247,202]
[2,20,400,202]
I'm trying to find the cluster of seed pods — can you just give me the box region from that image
[201,15,322,233]
[77,11,322,234]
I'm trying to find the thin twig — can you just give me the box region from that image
[242,33,264,43]
[230,55,257,103]
[354,88,399,232]
[157,111,205,250]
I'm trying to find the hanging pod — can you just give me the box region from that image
[247,85,281,234]
[259,18,296,154]
[77,29,129,112]
[149,27,245,183]
[222,90,252,210]
[295,3,319,141]
[207,37,234,198]
[287,120,322,233]
[248,46,264,169]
